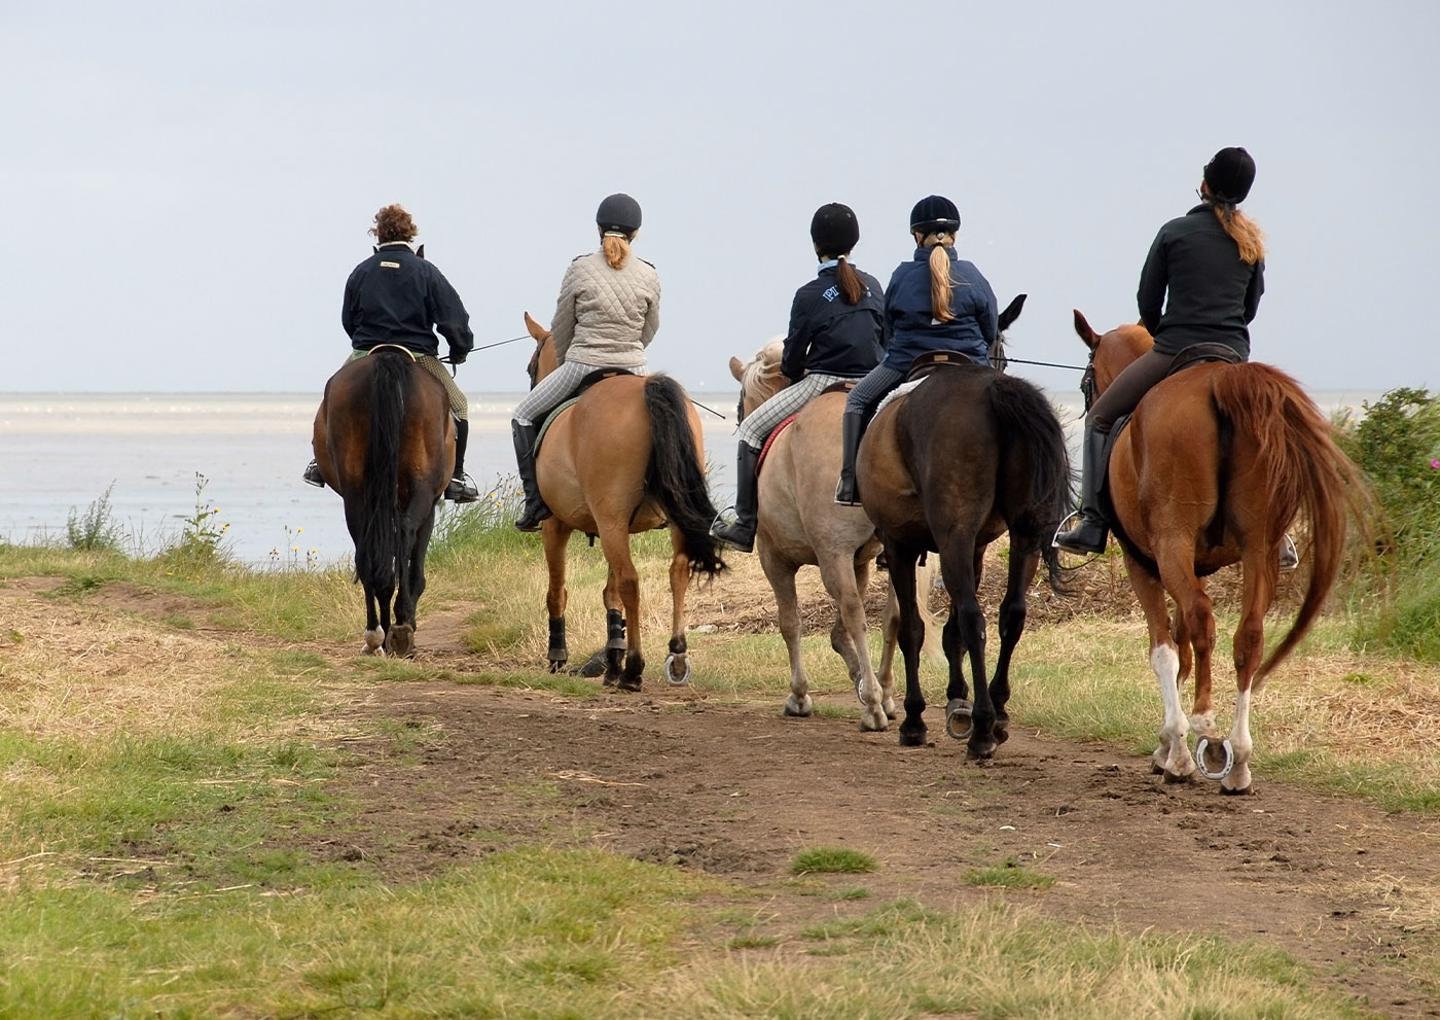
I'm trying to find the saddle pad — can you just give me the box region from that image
[873,379,923,418]
[533,396,582,454]
[756,414,799,476]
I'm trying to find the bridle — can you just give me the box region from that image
[1080,351,1098,413]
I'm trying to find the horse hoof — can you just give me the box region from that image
[602,675,618,688]
[548,659,566,674]
[1194,737,1235,782]
[898,727,927,748]
[966,739,996,761]
[664,653,692,686]
[618,677,643,693]
[859,708,888,732]
[1221,783,1254,797]
[1162,768,1194,785]
[945,699,974,742]
[783,698,812,718]
[993,722,1010,746]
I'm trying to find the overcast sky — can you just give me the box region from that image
[4,0,1435,395]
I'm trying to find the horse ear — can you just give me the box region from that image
[523,311,550,342]
[729,357,745,381]
[1073,309,1100,350]
[998,293,1026,333]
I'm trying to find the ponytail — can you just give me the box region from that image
[601,231,631,270]
[1211,203,1265,265]
[924,233,956,323]
[834,255,863,305]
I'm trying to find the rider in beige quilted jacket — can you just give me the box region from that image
[511,193,661,531]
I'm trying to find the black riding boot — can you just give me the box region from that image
[302,460,325,488]
[834,410,864,506]
[511,421,551,531]
[444,419,480,503]
[1053,426,1110,554]
[711,443,761,553]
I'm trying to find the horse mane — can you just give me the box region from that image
[742,339,788,405]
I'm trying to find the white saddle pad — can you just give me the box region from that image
[873,379,923,418]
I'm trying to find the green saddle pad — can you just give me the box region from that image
[533,397,582,454]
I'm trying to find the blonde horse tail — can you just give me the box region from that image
[643,375,728,579]
[1210,364,1365,680]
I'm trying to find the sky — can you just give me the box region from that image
[3,0,1436,396]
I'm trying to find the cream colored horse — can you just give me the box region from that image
[730,344,940,730]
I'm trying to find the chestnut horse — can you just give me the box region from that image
[522,313,725,689]
[312,347,452,657]
[1072,311,1364,793]
[728,346,942,730]
[859,360,1070,761]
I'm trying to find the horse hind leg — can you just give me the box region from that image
[663,525,693,686]
[885,543,929,748]
[1221,544,1277,795]
[1125,554,1195,782]
[818,553,885,732]
[386,489,433,659]
[597,523,643,691]
[989,535,1042,745]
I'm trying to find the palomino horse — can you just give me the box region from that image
[728,348,942,730]
[312,347,452,657]
[859,357,1070,760]
[1071,312,1364,793]
[523,313,725,689]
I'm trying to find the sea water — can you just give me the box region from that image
[0,390,1379,565]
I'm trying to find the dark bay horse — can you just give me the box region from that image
[859,363,1070,760]
[1072,311,1365,793]
[523,313,725,689]
[312,347,452,656]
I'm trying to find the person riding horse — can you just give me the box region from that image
[1055,147,1267,554]
[711,202,885,553]
[834,195,1000,505]
[511,193,662,532]
[304,204,479,503]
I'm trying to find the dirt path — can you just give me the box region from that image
[329,681,1439,1018]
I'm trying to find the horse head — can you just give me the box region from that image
[1072,309,1154,411]
[523,311,559,390]
[727,339,788,423]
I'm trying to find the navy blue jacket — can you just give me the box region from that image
[882,248,997,371]
[780,262,886,382]
[1138,204,1265,358]
[342,243,475,360]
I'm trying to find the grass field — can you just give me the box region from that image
[2,528,1435,1017]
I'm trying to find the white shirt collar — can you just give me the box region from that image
[377,240,418,253]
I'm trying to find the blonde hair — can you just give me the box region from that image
[922,232,956,322]
[1212,204,1265,265]
[834,255,863,304]
[601,231,631,269]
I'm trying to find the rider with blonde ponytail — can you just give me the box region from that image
[1056,147,1267,554]
[834,194,998,505]
[511,193,660,531]
[712,203,885,551]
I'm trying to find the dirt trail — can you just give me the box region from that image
[330,682,1440,1018]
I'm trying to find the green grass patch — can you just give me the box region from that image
[965,858,1056,890]
[790,846,877,876]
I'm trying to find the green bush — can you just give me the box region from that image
[1337,388,1440,660]
[65,483,122,553]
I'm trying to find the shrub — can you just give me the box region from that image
[65,483,122,552]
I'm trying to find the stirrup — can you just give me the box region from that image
[444,475,480,504]
[514,503,551,532]
[303,461,325,488]
[1052,510,1109,555]
[709,510,755,553]
[1279,533,1300,572]
[833,478,862,508]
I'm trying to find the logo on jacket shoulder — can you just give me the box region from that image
[380,261,401,269]
[822,285,840,302]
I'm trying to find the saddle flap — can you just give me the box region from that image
[904,351,976,383]
[1167,343,1244,377]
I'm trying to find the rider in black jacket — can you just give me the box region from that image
[304,205,479,502]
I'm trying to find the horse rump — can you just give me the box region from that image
[983,373,1072,590]
[643,375,727,579]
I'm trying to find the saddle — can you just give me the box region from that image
[904,350,984,383]
[753,380,859,477]
[531,367,636,453]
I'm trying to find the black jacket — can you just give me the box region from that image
[780,263,886,382]
[342,243,474,359]
[1138,204,1265,358]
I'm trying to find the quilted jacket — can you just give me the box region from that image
[550,251,661,369]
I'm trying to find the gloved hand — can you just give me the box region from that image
[449,350,467,366]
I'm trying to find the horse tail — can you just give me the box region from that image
[643,375,727,579]
[356,350,409,595]
[986,373,1072,591]
[1210,363,1364,680]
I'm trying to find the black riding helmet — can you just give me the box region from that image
[810,202,860,256]
[596,193,642,234]
[1203,147,1256,204]
[909,194,961,236]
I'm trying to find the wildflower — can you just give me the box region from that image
[291,545,300,552]
[1430,458,1439,470]
[296,527,303,534]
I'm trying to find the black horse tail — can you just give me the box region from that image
[356,349,409,595]
[987,373,1072,591]
[643,375,727,579]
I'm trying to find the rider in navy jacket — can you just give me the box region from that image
[882,248,997,371]
[779,264,886,382]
